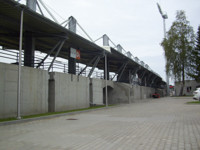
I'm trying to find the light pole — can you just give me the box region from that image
[17,8,24,120]
[157,3,170,96]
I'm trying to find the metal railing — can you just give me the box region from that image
[0,49,161,87]
[0,48,116,80]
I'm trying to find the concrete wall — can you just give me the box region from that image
[90,78,114,105]
[175,80,200,96]
[90,78,103,105]
[0,62,165,119]
[89,78,158,105]
[0,63,48,118]
[0,63,90,118]
[107,83,156,104]
[51,72,90,111]
[108,82,130,104]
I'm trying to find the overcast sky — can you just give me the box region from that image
[20,0,200,84]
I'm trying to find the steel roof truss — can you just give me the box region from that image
[48,39,66,72]
[37,40,62,68]
[88,56,101,78]
[117,61,129,82]
[78,55,98,76]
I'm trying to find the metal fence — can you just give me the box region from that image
[0,48,116,80]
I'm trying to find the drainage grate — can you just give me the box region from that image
[66,118,78,120]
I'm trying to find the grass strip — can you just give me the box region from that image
[186,101,200,104]
[0,105,108,123]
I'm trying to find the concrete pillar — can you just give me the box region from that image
[69,16,77,33]
[68,16,76,74]
[104,57,109,80]
[128,87,131,104]
[24,32,35,67]
[26,0,37,11]
[68,56,76,74]
[127,51,132,58]
[103,34,109,80]
[117,44,122,53]
[103,34,109,46]
[89,79,93,105]
[48,72,55,112]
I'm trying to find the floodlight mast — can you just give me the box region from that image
[157,3,163,16]
[157,3,170,96]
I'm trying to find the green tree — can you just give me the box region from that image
[161,10,195,95]
[188,25,200,82]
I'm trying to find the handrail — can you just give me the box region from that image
[0,49,116,80]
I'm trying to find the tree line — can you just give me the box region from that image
[161,10,200,96]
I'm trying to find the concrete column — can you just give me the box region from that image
[128,87,131,104]
[24,32,35,67]
[68,16,76,74]
[117,44,122,53]
[89,79,93,105]
[127,51,132,58]
[104,57,109,80]
[103,34,109,46]
[68,56,76,74]
[103,35,109,80]
[48,72,55,112]
[69,16,77,33]
[26,0,37,11]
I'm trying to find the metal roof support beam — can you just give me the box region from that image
[61,18,69,26]
[153,78,160,88]
[146,73,154,86]
[117,62,128,82]
[147,73,154,82]
[132,66,141,76]
[129,70,133,84]
[111,65,122,80]
[152,75,158,83]
[36,41,61,68]
[77,21,94,42]
[48,39,65,72]
[109,38,117,48]
[37,0,59,23]
[129,67,140,84]
[151,76,158,86]
[94,36,103,43]
[88,56,101,78]
[139,70,148,86]
[140,70,147,80]
[78,55,98,76]
[36,1,44,16]
[111,61,127,81]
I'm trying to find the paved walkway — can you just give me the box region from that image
[0,97,200,150]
